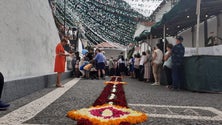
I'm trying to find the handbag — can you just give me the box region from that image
[84,64,93,71]
[163,56,172,68]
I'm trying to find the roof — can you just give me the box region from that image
[95,42,118,48]
[95,42,126,51]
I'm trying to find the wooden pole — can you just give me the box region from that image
[163,24,166,55]
[196,0,201,55]
[64,0,66,35]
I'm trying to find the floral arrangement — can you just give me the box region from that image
[104,81,127,85]
[110,76,123,82]
[67,104,147,125]
[67,76,148,125]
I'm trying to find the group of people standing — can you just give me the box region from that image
[130,36,185,90]
[54,36,185,90]
[132,51,152,82]
[162,36,185,90]
[155,36,185,90]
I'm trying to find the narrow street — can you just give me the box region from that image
[0,77,221,125]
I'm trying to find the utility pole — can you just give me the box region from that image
[196,0,201,55]
[64,0,66,35]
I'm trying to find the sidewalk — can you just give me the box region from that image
[0,77,222,125]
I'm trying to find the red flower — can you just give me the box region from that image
[77,119,93,125]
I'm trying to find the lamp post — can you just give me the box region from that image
[196,0,201,55]
[163,24,166,55]
[64,0,66,35]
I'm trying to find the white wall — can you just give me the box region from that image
[140,42,149,53]
[218,14,222,39]
[0,0,60,81]
[178,28,193,47]
[150,38,159,48]
[207,17,217,36]
[178,16,222,56]
[179,16,219,48]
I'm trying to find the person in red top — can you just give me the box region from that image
[54,38,70,87]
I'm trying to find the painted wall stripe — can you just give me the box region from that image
[129,103,222,121]
[0,78,80,125]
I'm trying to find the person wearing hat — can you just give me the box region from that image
[171,36,185,90]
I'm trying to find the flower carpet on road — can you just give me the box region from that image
[67,76,148,125]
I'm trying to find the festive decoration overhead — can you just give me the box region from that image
[50,0,151,45]
[123,0,164,17]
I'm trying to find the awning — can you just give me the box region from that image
[151,0,222,38]
[134,30,150,41]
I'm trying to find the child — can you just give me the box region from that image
[79,57,89,78]
[83,61,93,79]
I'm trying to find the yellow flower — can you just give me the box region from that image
[102,109,113,117]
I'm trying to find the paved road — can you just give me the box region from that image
[0,77,222,125]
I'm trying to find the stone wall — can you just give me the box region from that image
[0,0,60,81]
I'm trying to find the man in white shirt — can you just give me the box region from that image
[139,51,147,81]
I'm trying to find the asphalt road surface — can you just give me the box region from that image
[0,77,222,125]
